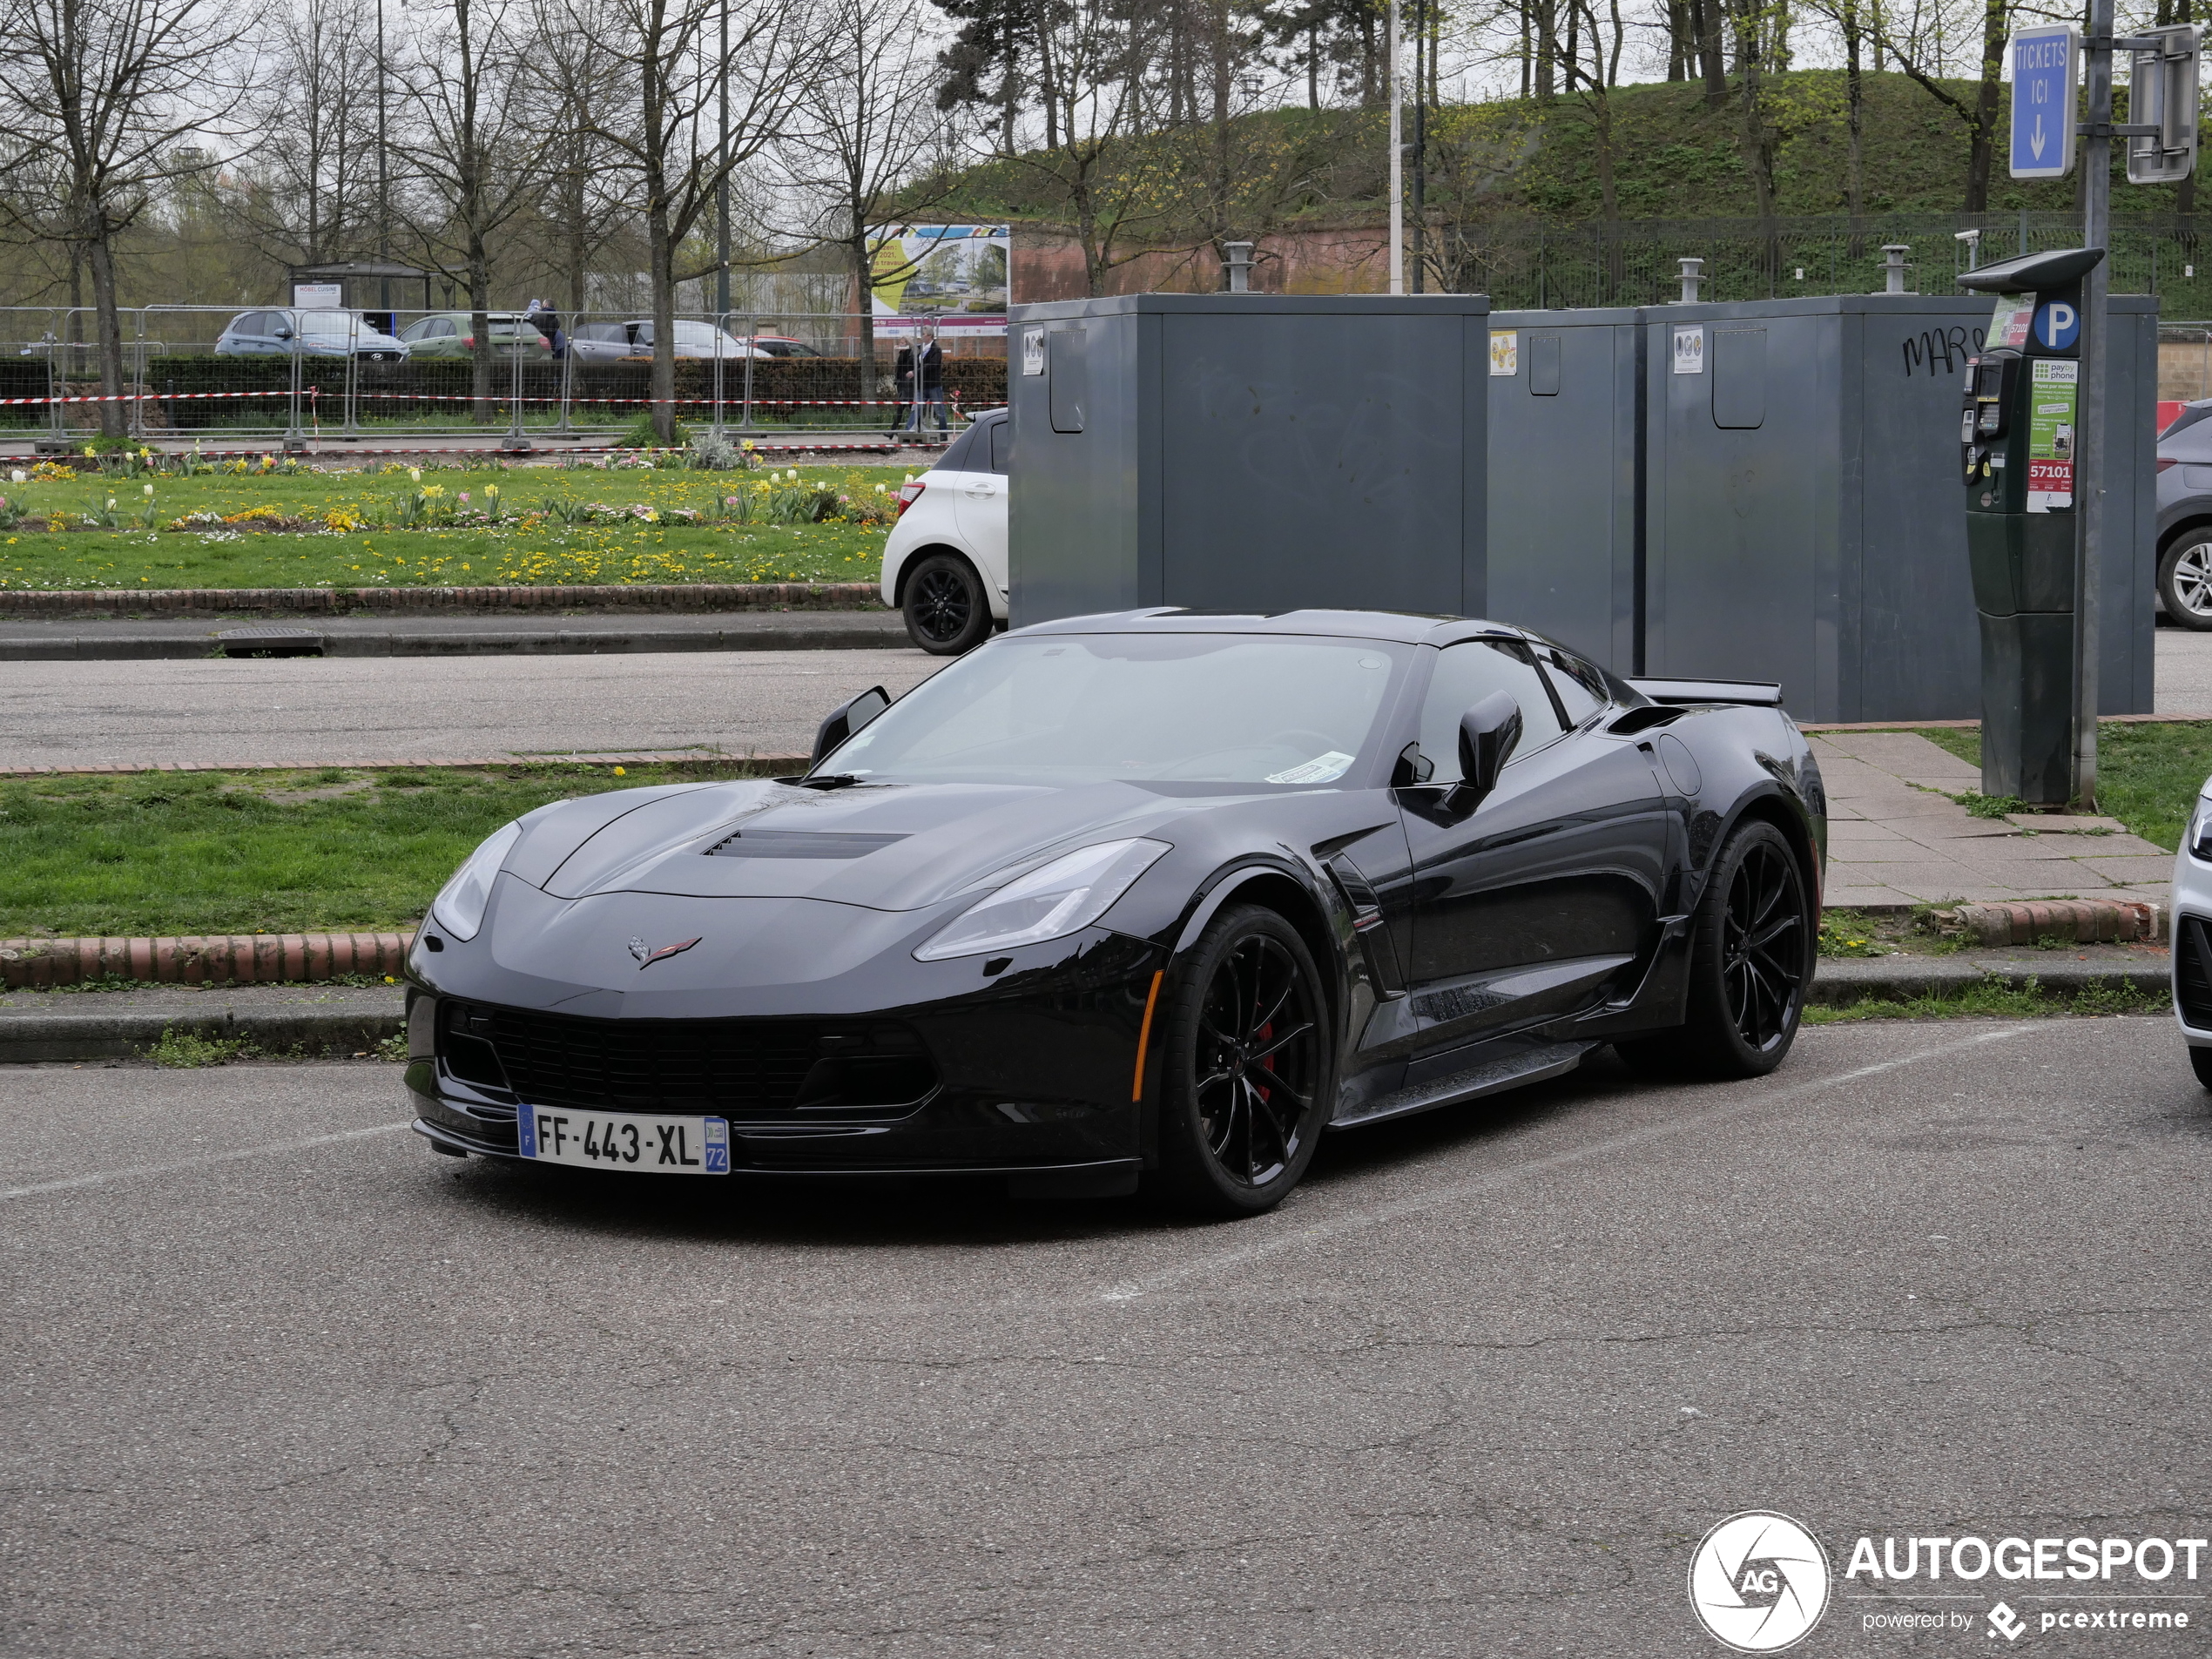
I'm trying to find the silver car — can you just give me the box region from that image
[565,320,767,368]
[213,308,409,362]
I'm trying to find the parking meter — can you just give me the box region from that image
[1955,246,2106,805]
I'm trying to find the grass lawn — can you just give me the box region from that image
[1903,719,2212,852]
[0,461,907,590]
[0,760,780,939]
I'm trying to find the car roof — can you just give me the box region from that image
[1011,607,1534,647]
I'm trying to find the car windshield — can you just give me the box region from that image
[826,632,1411,787]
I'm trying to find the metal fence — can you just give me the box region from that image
[0,305,1010,443]
[1434,212,2212,312]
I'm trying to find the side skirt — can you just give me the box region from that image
[1327,1039,1595,1130]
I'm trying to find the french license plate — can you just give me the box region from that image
[516,1103,729,1174]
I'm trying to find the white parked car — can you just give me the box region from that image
[880,407,1008,654]
[2174,775,2212,1086]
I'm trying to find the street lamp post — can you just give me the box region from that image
[1387,0,1403,294]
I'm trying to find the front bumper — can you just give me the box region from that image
[403,927,1165,1184]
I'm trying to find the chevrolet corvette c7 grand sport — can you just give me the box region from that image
[405,610,1827,1216]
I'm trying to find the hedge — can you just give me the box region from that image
[89,354,1007,429]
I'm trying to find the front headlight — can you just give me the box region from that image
[2193,798,2212,861]
[914,838,1170,961]
[430,820,523,942]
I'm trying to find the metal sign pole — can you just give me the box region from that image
[2077,0,2113,807]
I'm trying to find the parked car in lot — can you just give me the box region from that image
[405,609,1826,1215]
[2156,398,2212,627]
[395,312,551,359]
[566,320,768,367]
[739,334,824,357]
[213,309,408,361]
[880,407,1007,652]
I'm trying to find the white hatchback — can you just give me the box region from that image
[880,408,1008,654]
[2174,775,2212,1086]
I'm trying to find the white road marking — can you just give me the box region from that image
[1095,1023,2039,1304]
[0,1121,414,1201]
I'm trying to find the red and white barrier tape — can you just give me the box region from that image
[0,388,313,407]
[346,391,957,408]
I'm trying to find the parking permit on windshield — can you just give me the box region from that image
[1267,752,1357,785]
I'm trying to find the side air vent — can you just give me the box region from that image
[1608,705,1686,736]
[2177,917,2212,1030]
[705,829,908,859]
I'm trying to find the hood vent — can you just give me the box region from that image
[704,828,909,860]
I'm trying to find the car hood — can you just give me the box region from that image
[502,777,1214,914]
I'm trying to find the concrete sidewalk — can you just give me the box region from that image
[1811,729,2173,908]
[0,608,910,660]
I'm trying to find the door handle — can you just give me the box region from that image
[963,483,995,499]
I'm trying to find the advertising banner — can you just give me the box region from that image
[868,225,1009,336]
[2027,357,2079,512]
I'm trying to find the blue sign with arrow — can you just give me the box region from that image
[2011,25,2080,179]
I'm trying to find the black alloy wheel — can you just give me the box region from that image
[1717,833,1806,1053]
[2159,537,2212,631]
[1616,819,1811,1080]
[1153,905,1332,1216]
[902,552,992,655]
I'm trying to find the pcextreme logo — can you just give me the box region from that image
[1689,1511,1833,1652]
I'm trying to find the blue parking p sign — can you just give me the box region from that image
[2011,25,2080,179]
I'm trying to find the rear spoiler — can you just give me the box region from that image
[1625,677,1784,709]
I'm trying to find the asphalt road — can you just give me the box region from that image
[2155,625,2212,715]
[0,648,941,769]
[5,1017,2209,1657]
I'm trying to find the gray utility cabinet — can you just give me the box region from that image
[1485,307,1642,675]
[1006,293,1491,627]
[1638,293,2155,723]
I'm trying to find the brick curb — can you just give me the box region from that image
[1,932,413,990]
[0,581,883,618]
[0,750,809,779]
[1935,899,2165,946]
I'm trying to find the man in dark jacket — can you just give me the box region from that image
[894,326,947,434]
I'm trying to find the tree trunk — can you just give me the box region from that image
[1535,0,1556,98]
[649,197,677,444]
[1667,0,1689,78]
[469,253,492,428]
[1843,0,1866,253]
[852,228,878,413]
[1694,0,1728,106]
[1730,0,1779,267]
[1966,0,2006,211]
[86,219,125,439]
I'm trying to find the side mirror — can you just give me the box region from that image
[273,327,293,341]
[811,685,889,768]
[1451,691,1522,809]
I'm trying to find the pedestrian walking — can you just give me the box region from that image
[895,326,948,435]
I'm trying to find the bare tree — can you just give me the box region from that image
[390,0,549,418]
[781,0,955,404]
[236,0,381,270]
[0,0,252,433]
[564,0,807,440]
[533,0,640,316]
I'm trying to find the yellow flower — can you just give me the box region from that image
[613,765,626,777]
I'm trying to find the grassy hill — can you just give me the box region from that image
[930,71,2181,230]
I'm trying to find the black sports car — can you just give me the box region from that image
[405,610,1827,1215]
